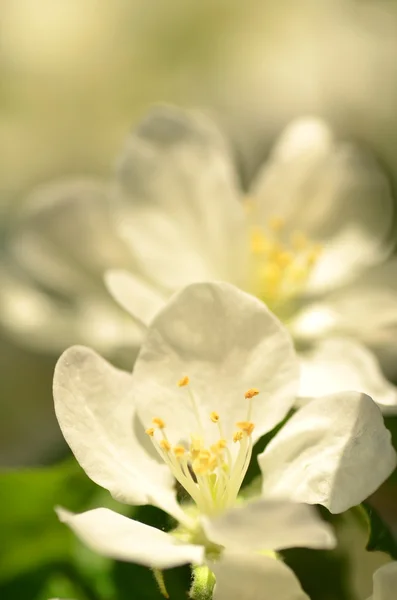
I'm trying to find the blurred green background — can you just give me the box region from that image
[2,1,397,598]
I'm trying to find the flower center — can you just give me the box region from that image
[249,216,322,317]
[145,378,259,516]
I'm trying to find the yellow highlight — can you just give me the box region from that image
[160,439,171,452]
[233,431,243,443]
[249,217,322,310]
[145,427,155,437]
[210,411,220,423]
[236,421,255,436]
[245,388,259,399]
[173,445,186,458]
[153,417,165,429]
[178,376,190,387]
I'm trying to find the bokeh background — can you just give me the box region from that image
[2,1,397,599]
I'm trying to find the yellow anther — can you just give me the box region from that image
[236,421,255,436]
[173,445,186,458]
[145,427,155,437]
[178,375,190,387]
[269,216,285,232]
[245,388,259,399]
[211,439,227,454]
[210,411,220,423]
[190,436,204,459]
[160,439,171,452]
[262,262,282,285]
[233,431,243,443]
[250,229,268,254]
[152,417,166,429]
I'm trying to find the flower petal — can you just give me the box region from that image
[258,392,396,513]
[0,266,141,354]
[298,258,397,378]
[202,498,335,552]
[367,562,397,600]
[209,551,310,600]
[298,338,397,414]
[57,507,204,569]
[251,118,394,292]
[53,346,186,522]
[114,105,247,289]
[8,178,132,293]
[104,269,166,326]
[133,282,299,448]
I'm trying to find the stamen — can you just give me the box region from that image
[210,411,220,423]
[236,421,255,436]
[160,439,171,451]
[146,387,259,515]
[173,445,186,458]
[244,388,259,399]
[178,376,190,387]
[249,217,322,311]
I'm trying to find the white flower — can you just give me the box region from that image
[2,106,397,411]
[54,282,396,597]
[366,562,397,600]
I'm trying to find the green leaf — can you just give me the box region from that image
[0,458,98,582]
[358,503,397,560]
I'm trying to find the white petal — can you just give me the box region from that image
[57,507,204,569]
[53,346,186,522]
[202,498,335,552]
[251,118,393,292]
[0,266,141,354]
[302,259,397,375]
[258,392,396,513]
[210,551,310,600]
[298,338,397,414]
[133,282,299,449]
[114,105,247,288]
[104,269,166,326]
[367,562,397,600]
[9,178,132,294]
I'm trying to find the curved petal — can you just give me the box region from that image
[202,498,335,552]
[114,105,247,288]
[0,266,142,354]
[53,346,187,522]
[104,269,166,326]
[367,562,397,600]
[251,118,394,292]
[301,259,397,375]
[8,178,132,294]
[298,338,397,414]
[57,507,204,569]
[258,392,396,513]
[210,551,310,600]
[133,282,299,450]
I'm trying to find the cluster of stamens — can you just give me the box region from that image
[250,216,322,311]
[145,377,259,516]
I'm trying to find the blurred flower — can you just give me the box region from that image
[54,282,395,596]
[2,105,397,406]
[366,562,397,600]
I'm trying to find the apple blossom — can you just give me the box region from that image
[53,282,396,598]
